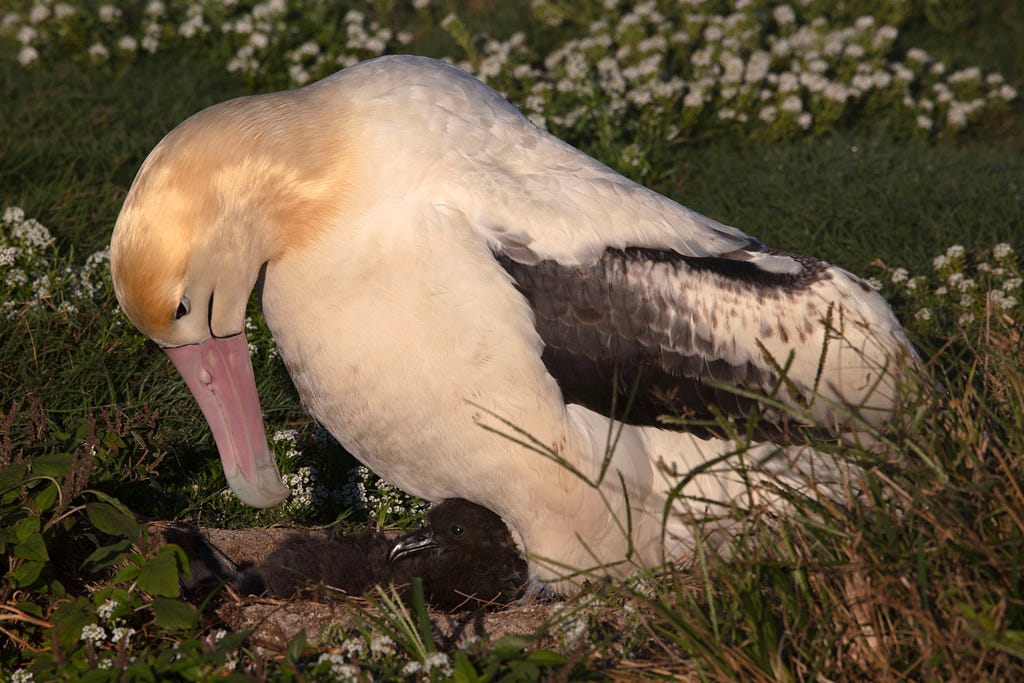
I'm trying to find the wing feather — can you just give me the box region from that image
[496,247,914,437]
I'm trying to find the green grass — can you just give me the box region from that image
[2,0,1024,680]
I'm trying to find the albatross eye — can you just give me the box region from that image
[450,524,464,536]
[175,296,191,320]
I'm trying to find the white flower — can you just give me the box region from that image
[80,623,107,645]
[916,114,933,130]
[844,44,865,60]
[145,1,165,17]
[874,25,898,47]
[6,268,27,288]
[370,634,395,656]
[824,83,849,102]
[781,95,803,113]
[907,48,930,64]
[318,653,345,667]
[773,5,796,25]
[993,243,1013,260]
[319,656,359,682]
[958,312,975,326]
[340,636,364,658]
[915,308,932,322]
[98,4,121,22]
[703,25,723,42]
[17,46,38,66]
[401,661,422,675]
[16,25,36,44]
[797,112,812,129]
[758,105,778,123]
[289,64,310,85]
[745,51,771,83]
[111,626,135,643]
[3,206,24,224]
[946,245,965,259]
[97,599,119,621]
[720,53,744,83]
[118,35,138,51]
[891,268,909,284]
[1003,277,1021,291]
[28,4,50,24]
[932,254,949,270]
[272,429,298,444]
[424,652,453,676]
[11,669,33,683]
[866,277,883,291]
[89,42,110,60]
[683,89,703,107]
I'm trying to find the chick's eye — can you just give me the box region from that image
[175,296,191,320]
[450,524,464,536]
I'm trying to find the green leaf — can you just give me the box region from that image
[152,596,197,631]
[285,629,307,663]
[9,559,45,588]
[101,430,127,450]
[489,635,532,657]
[11,515,41,543]
[32,452,73,478]
[526,649,568,666]
[452,650,481,683]
[410,577,436,654]
[15,599,44,619]
[29,481,59,514]
[137,546,181,597]
[14,532,49,562]
[0,463,28,492]
[86,501,139,540]
[52,597,95,654]
[112,562,141,584]
[84,538,133,570]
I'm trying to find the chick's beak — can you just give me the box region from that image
[388,529,437,563]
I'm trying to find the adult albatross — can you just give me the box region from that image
[110,55,917,591]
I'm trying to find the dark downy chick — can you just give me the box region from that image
[180,499,528,611]
[388,498,528,611]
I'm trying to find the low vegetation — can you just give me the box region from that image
[2,0,1023,680]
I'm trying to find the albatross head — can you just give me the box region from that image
[110,86,355,508]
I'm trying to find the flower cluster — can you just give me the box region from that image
[338,464,430,524]
[877,242,1021,336]
[67,596,140,670]
[312,630,456,680]
[401,651,453,679]
[476,1,1016,179]
[1,206,110,317]
[3,2,1015,178]
[2,0,417,86]
[312,633,400,680]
